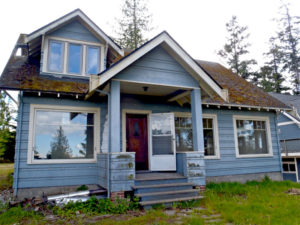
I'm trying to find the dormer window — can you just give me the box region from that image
[44,37,103,76]
[48,40,64,72]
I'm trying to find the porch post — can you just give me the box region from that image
[191,88,204,152]
[110,80,121,152]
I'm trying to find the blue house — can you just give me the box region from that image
[0,9,291,205]
[269,93,300,182]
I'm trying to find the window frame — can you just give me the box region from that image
[233,115,273,158]
[43,36,104,77]
[27,104,100,164]
[173,112,220,159]
[47,40,64,73]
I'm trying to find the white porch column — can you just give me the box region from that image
[110,80,121,152]
[191,88,204,152]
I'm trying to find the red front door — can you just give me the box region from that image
[126,114,148,170]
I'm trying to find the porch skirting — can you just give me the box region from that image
[97,152,135,192]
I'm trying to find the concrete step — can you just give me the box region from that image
[133,182,194,194]
[136,189,199,202]
[140,195,204,209]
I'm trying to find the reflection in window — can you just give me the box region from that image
[33,110,95,160]
[87,46,100,74]
[236,119,268,155]
[48,41,64,72]
[175,116,216,156]
[68,44,82,74]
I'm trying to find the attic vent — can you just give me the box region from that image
[16,48,22,56]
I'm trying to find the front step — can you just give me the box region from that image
[133,173,204,208]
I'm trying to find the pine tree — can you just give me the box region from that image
[218,16,257,80]
[0,91,15,160]
[115,0,152,49]
[276,3,300,94]
[49,126,72,159]
[258,38,289,93]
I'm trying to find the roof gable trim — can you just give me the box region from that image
[91,32,228,101]
[25,9,123,56]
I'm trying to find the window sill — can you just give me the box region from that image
[205,156,220,160]
[236,154,273,159]
[40,71,92,79]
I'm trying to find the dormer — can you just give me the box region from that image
[25,9,123,78]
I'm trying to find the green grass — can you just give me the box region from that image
[0,163,13,191]
[2,178,300,224]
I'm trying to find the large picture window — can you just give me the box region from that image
[174,114,219,158]
[28,105,100,164]
[233,116,272,157]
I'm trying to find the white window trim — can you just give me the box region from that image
[173,112,220,159]
[27,104,100,164]
[43,36,105,76]
[282,158,297,178]
[233,115,273,158]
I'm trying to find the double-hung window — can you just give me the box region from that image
[174,113,219,158]
[47,38,101,76]
[233,116,272,157]
[28,105,100,164]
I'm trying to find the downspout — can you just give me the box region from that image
[14,91,23,196]
[275,113,283,175]
[95,89,111,198]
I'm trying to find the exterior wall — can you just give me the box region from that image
[13,96,107,194]
[48,20,102,43]
[283,173,297,182]
[279,123,300,140]
[114,46,199,88]
[121,94,282,178]
[277,114,292,123]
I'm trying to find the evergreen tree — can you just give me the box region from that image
[115,0,152,49]
[49,126,72,159]
[258,38,289,93]
[276,3,300,94]
[0,91,15,161]
[218,16,257,80]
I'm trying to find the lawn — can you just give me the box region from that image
[0,163,13,191]
[1,176,300,224]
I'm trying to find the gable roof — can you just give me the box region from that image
[26,9,123,56]
[90,31,229,102]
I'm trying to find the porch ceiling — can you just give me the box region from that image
[120,81,189,96]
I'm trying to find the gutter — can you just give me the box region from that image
[95,89,111,198]
[14,91,23,196]
[275,113,283,175]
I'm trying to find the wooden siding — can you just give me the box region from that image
[121,94,282,177]
[278,114,291,123]
[114,46,199,88]
[14,96,107,189]
[49,20,101,43]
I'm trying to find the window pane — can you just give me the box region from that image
[48,41,63,72]
[204,130,214,155]
[87,46,100,74]
[175,128,193,151]
[33,110,94,160]
[236,119,268,155]
[68,44,82,74]
[289,164,296,172]
[282,164,289,172]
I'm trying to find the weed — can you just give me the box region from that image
[77,185,88,191]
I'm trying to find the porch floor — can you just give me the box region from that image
[135,172,185,181]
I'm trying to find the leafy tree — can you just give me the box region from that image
[276,3,300,94]
[218,16,257,80]
[115,0,153,49]
[0,91,15,162]
[48,126,72,159]
[258,38,289,93]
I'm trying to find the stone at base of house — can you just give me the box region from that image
[206,172,282,183]
[16,184,100,200]
[110,191,125,200]
[195,185,206,192]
